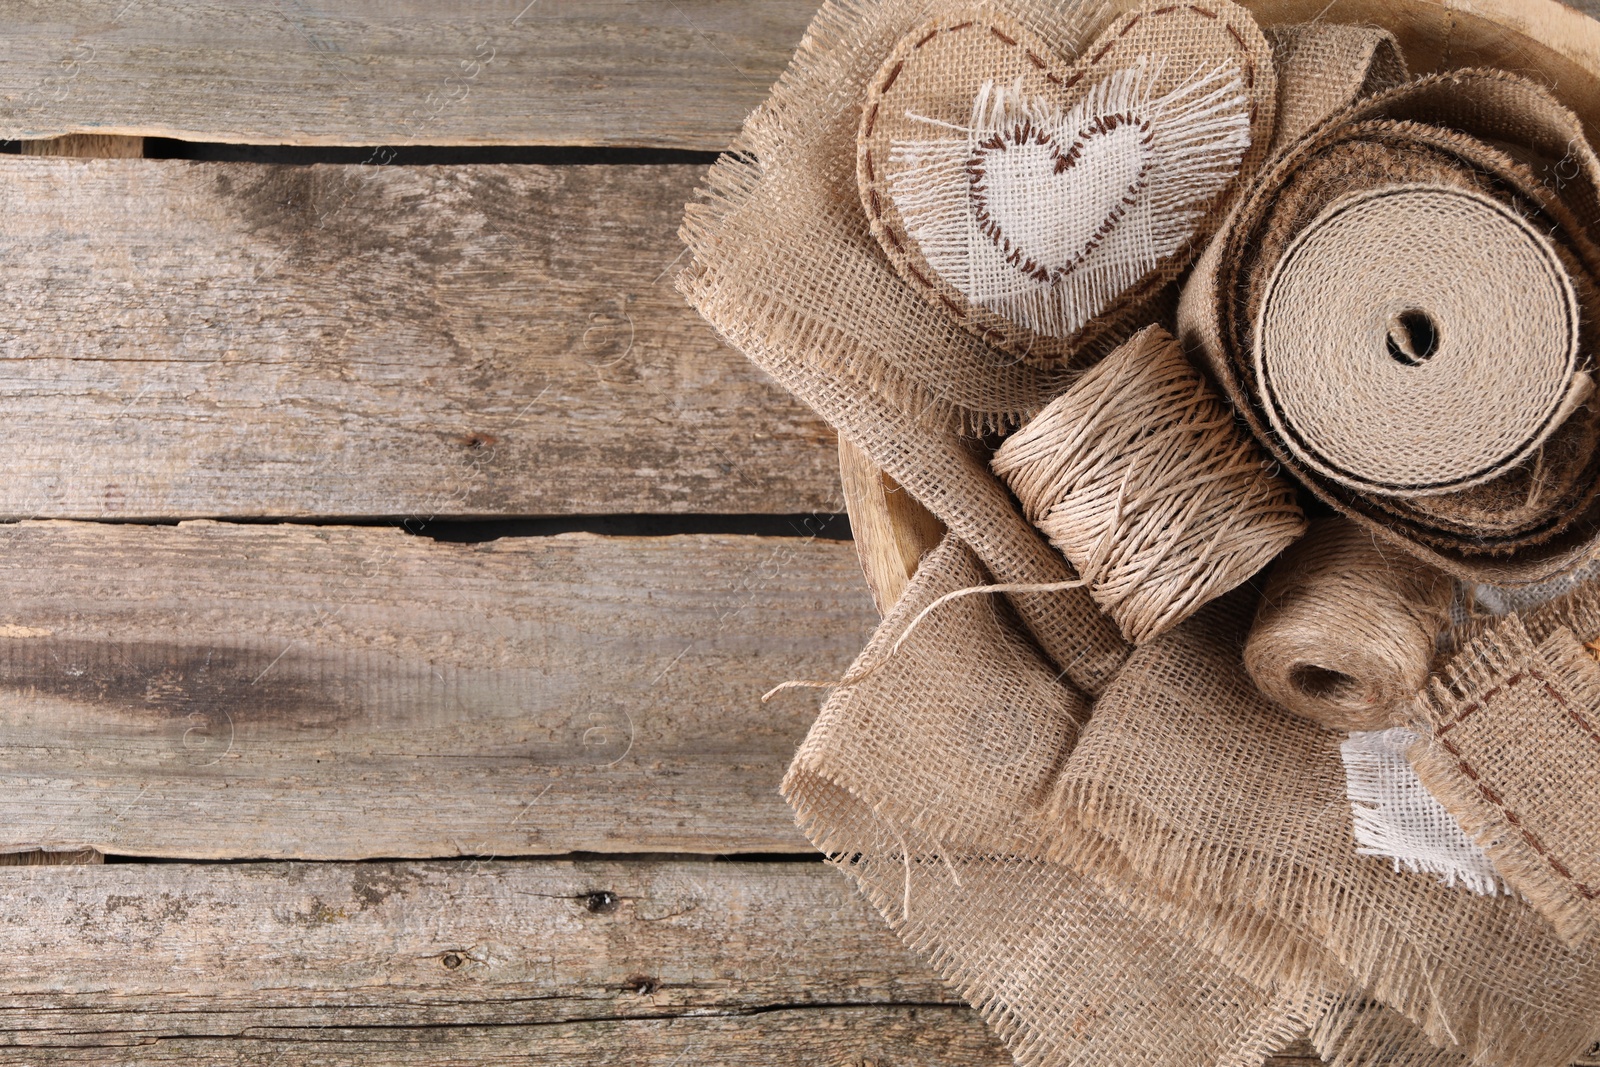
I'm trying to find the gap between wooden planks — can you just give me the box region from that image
[0,519,875,860]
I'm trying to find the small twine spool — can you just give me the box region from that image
[991,325,1307,644]
[1244,517,1454,731]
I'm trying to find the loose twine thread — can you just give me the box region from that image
[1244,516,1454,732]
[762,576,1088,703]
[992,324,1306,644]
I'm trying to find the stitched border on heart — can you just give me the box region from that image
[857,0,1276,363]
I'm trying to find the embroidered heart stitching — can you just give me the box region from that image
[857,1,1277,363]
[968,112,1155,284]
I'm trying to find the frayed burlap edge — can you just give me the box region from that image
[1044,591,1600,1067]
[1412,614,1600,946]
[783,537,1330,1067]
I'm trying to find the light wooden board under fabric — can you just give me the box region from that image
[0,859,1007,1064]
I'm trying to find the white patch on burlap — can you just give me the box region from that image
[1341,728,1507,896]
[1469,554,1600,617]
[887,60,1250,340]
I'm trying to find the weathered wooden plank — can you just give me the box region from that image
[0,1,812,150]
[0,157,838,518]
[0,1013,1010,1066]
[0,857,1452,1065]
[0,860,963,1032]
[0,857,1005,1064]
[0,521,875,859]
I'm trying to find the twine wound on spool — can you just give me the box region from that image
[1254,183,1590,496]
[1244,517,1454,732]
[991,325,1306,644]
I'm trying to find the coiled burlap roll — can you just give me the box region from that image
[992,325,1305,644]
[1255,184,1586,496]
[1179,69,1600,584]
[1245,518,1453,731]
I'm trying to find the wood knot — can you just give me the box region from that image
[582,890,619,914]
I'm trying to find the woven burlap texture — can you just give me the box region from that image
[680,0,1173,695]
[992,324,1305,643]
[1413,601,1600,947]
[859,0,1275,362]
[690,0,1115,439]
[783,530,1598,1067]
[1046,589,1600,1067]
[1245,517,1453,732]
[1178,68,1600,583]
[786,535,1352,1067]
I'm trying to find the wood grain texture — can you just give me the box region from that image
[0,855,1429,1066]
[0,0,812,150]
[19,133,142,157]
[0,1013,1010,1066]
[837,437,945,616]
[0,857,1007,1064]
[0,521,875,859]
[0,157,838,518]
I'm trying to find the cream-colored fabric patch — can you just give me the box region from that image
[1341,727,1507,897]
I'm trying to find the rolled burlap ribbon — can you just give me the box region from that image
[992,325,1306,643]
[1180,69,1600,584]
[1256,184,1588,496]
[1245,517,1453,731]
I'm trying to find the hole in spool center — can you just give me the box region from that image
[1386,309,1439,366]
[1290,664,1363,706]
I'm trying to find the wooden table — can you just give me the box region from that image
[0,2,1590,1064]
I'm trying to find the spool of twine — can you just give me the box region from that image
[1244,517,1454,731]
[992,325,1306,644]
[1254,183,1587,497]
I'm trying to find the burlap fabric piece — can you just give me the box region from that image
[1178,69,1600,583]
[857,0,1276,362]
[785,535,1501,1067]
[685,0,1120,439]
[1412,606,1600,947]
[1047,591,1600,1067]
[784,535,1325,1067]
[680,0,1160,694]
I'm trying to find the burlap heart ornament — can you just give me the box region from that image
[858,0,1276,362]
